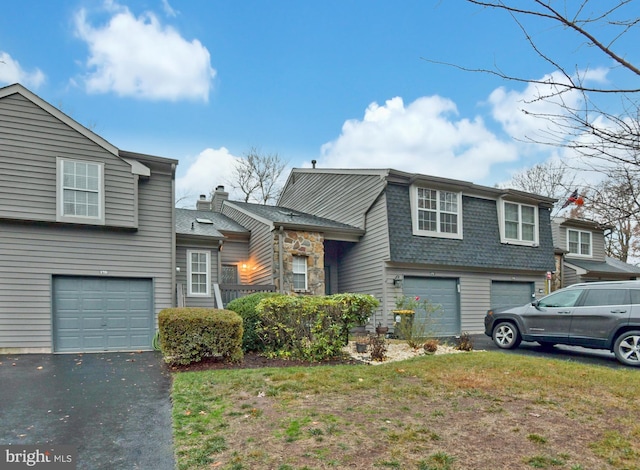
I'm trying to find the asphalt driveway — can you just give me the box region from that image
[0,351,175,469]
[472,333,627,369]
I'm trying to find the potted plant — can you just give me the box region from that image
[375,322,389,336]
[354,334,369,353]
[423,338,440,355]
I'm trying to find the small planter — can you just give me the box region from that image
[375,325,389,336]
[355,342,368,353]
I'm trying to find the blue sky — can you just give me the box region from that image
[1,1,636,207]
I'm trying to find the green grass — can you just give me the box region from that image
[171,351,639,469]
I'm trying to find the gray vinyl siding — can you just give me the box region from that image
[560,227,606,262]
[337,193,390,324]
[0,93,137,228]
[176,241,219,308]
[221,205,274,286]
[0,167,174,352]
[221,240,251,284]
[279,171,387,229]
[564,265,579,286]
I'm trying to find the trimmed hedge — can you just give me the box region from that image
[256,293,379,361]
[225,292,281,352]
[158,307,243,365]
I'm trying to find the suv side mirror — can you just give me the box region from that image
[531,300,540,309]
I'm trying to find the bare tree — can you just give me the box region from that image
[577,169,640,262]
[503,160,577,215]
[427,1,640,170]
[229,147,287,204]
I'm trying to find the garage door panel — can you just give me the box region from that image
[403,277,460,336]
[491,281,534,309]
[82,316,104,329]
[53,276,153,353]
[106,298,127,310]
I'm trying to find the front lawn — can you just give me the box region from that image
[171,351,639,470]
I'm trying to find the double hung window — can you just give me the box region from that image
[292,256,308,290]
[413,187,462,238]
[567,229,591,256]
[187,250,210,296]
[57,158,104,223]
[501,201,538,245]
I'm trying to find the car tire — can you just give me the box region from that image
[492,322,521,349]
[613,331,640,367]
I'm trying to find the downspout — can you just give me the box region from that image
[279,225,285,293]
[170,163,177,308]
[217,240,223,283]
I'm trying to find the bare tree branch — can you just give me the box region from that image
[226,147,288,205]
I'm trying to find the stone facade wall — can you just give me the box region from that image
[552,253,563,291]
[273,230,325,295]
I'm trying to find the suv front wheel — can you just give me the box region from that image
[614,331,640,367]
[492,322,521,349]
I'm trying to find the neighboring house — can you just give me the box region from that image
[552,217,640,288]
[277,168,558,335]
[0,83,177,354]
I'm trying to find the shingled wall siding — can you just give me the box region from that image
[386,183,555,272]
[273,230,325,295]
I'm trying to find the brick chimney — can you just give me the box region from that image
[212,185,229,212]
[195,194,211,211]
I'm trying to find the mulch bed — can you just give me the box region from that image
[167,351,364,372]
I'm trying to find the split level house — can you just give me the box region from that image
[5,82,637,354]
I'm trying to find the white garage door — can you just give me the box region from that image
[53,276,154,353]
[402,277,460,336]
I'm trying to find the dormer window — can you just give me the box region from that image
[411,186,462,239]
[56,158,104,224]
[567,229,591,257]
[498,200,539,246]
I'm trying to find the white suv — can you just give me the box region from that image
[484,281,640,366]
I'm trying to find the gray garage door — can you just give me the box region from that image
[490,281,534,309]
[53,276,154,353]
[402,277,460,336]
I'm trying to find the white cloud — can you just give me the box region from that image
[74,1,215,101]
[488,71,585,144]
[0,52,46,88]
[319,96,518,181]
[175,147,240,208]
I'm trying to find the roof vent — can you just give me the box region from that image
[196,218,214,224]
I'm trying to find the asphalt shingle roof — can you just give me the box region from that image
[175,208,249,238]
[567,257,640,275]
[227,201,363,232]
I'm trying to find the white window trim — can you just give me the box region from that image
[409,185,463,239]
[497,199,539,247]
[292,255,308,291]
[56,157,105,225]
[187,250,211,297]
[567,229,592,258]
